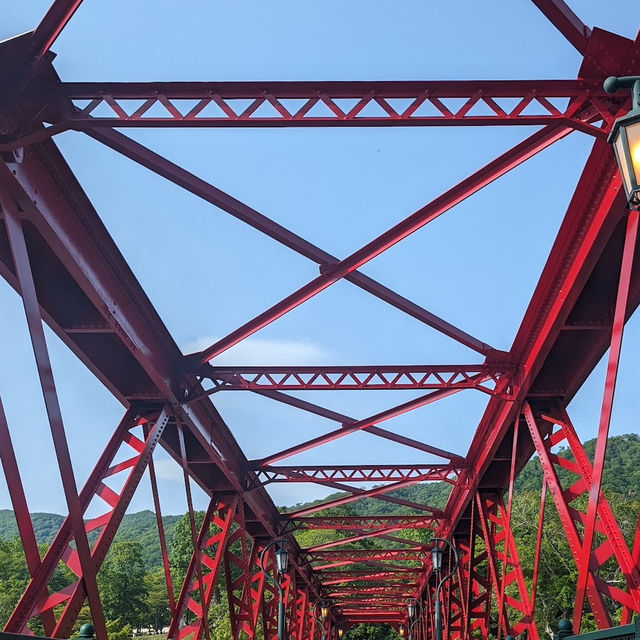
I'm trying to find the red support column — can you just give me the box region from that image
[5,406,170,636]
[178,425,212,640]
[294,588,309,640]
[1,188,108,639]
[147,443,176,615]
[476,493,539,640]
[285,573,298,640]
[524,402,640,627]
[574,208,640,632]
[168,496,237,640]
[530,481,547,616]
[224,502,266,639]
[0,392,55,634]
[261,549,283,640]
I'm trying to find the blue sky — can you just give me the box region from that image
[1,1,639,516]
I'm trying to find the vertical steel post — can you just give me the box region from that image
[1,190,108,640]
[573,208,640,631]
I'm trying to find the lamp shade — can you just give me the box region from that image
[432,544,443,572]
[609,108,640,208]
[275,543,289,575]
[408,602,416,619]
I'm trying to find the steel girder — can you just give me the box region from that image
[196,364,510,395]
[1,2,640,638]
[3,80,624,145]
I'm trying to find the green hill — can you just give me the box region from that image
[0,434,638,569]
[282,433,640,517]
[0,509,181,570]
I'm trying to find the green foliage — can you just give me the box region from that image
[209,597,233,640]
[170,510,207,587]
[105,618,134,640]
[345,623,401,640]
[0,433,638,638]
[0,510,181,572]
[114,511,181,570]
[98,541,148,630]
[0,537,30,625]
[144,568,172,633]
[0,511,64,545]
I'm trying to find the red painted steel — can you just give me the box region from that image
[530,0,592,53]
[256,464,461,485]
[167,497,236,640]
[192,123,578,365]
[9,80,621,142]
[574,208,640,631]
[1,1,640,635]
[289,515,439,531]
[476,494,539,640]
[198,364,510,394]
[524,403,640,628]
[257,386,469,466]
[29,0,85,63]
[2,190,109,640]
[86,128,493,357]
[4,407,169,636]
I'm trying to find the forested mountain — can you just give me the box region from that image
[284,433,640,516]
[0,434,637,640]
[0,510,182,570]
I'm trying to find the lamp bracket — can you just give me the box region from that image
[604,76,640,110]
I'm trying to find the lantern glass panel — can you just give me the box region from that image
[276,545,289,575]
[614,131,634,196]
[627,119,640,187]
[432,546,443,572]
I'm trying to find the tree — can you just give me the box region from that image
[170,511,206,589]
[98,541,148,629]
[345,623,401,640]
[145,567,172,633]
[0,537,30,627]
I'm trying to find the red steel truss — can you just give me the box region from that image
[1,2,640,640]
[5,80,625,145]
[195,365,511,396]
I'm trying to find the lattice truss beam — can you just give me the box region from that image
[0,1,640,638]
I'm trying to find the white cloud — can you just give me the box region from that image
[152,459,184,482]
[182,336,328,366]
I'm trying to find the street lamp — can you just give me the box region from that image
[338,628,344,639]
[407,599,423,640]
[399,627,406,638]
[313,600,330,640]
[431,538,459,640]
[260,539,290,640]
[604,76,640,209]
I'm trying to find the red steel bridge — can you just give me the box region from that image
[0,2,640,640]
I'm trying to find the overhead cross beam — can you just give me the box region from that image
[11,79,619,140]
[289,515,439,531]
[197,364,510,395]
[255,464,461,485]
